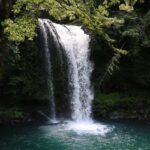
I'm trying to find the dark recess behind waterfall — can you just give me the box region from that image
[37,22,72,119]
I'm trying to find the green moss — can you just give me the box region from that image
[93,92,149,117]
[0,109,25,119]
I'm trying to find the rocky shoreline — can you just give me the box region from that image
[0,109,150,126]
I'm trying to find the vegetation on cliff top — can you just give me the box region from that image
[3,0,142,54]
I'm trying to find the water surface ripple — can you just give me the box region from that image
[0,120,150,150]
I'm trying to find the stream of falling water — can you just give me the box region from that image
[38,19,111,134]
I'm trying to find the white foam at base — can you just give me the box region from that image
[64,120,114,135]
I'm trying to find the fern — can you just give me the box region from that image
[99,53,121,88]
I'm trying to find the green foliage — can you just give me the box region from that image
[3,0,142,54]
[0,110,24,119]
[3,15,38,42]
[93,92,149,116]
[3,0,72,42]
[97,4,150,87]
[119,10,150,56]
[119,0,139,12]
[99,53,121,87]
[1,40,45,100]
[141,11,150,47]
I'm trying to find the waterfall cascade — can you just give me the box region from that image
[52,21,94,122]
[39,20,56,121]
[38,19,94,122]
[38,18,112,135]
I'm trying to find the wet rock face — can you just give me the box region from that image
[109,110,137,120]
[108,108,150,121]
[109,111,124,119]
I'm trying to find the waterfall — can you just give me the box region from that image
[38,19,94,122]
[38,20,56,120]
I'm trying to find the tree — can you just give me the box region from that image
[3,0,141,54]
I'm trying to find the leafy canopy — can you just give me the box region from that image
[3,0,141,54]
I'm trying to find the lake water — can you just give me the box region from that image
[0,120,150,150]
